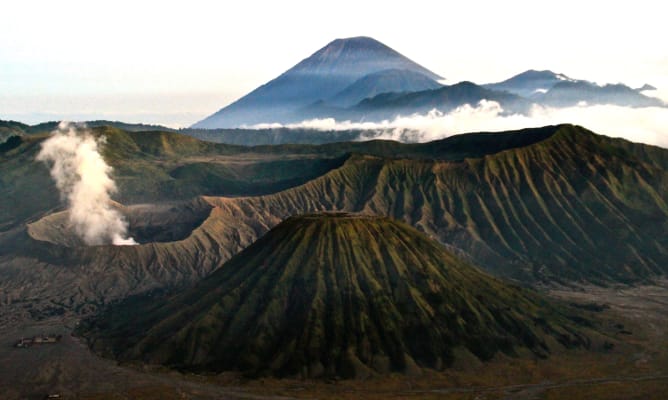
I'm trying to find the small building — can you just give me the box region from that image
[14,334,62,348]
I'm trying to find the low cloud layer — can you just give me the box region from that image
[251,101,668,148]
[36,122,137,246]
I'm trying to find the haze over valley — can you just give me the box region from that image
[1,1,668,399]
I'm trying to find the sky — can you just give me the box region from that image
[2,0,667,130]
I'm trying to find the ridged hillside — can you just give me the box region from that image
[0,125,555,230]
[204,125,668,283]
[0,125,562,317]
[328,68,443,107]
[3,124,666,322]
[354,81,531,118]
[81,214,588,378]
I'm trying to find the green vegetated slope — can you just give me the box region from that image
[0,124,561,316]
[206,125,668,283]
[0,127,339,231]
[2,124,666,317]
[0,135,61,231]
[81,214,589,378]
[96,128,351,202]
[0,124,553,231]
[2,199,274,319]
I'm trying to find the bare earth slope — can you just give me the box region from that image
[0,124,666,398]
[80,214,589,379]
[0,124,666,322]
[205,125,668,283]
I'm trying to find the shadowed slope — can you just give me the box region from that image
[193,37,442,128]
[0,125,556,231]
[483,69,665,107]
[328,68,443,107]
[205,125,668,283]
[0,125,564,319]
[354,81,531,118]
[2,125,665,324]
[81,214,588,378]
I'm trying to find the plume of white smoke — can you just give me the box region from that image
[250,101,668,148]
[36,122,137,246]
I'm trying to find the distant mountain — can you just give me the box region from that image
[0,120,30,132]
[638,83,657,91]
[0,120,27,144]
[3,125,666,327]
[485,69,664,108]
[484,69,577,98]
[192,36,443,128]
[535,81,665,107]
[0,119,176,135]
[296,81,531,125]
[327,68,443,107]
[193,37,666,132]
[80,213,588,378]
[352,81,531,118]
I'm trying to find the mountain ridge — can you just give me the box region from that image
[79,213,590,378]
[484,69,665,107]
[201,124,668,283]
[192,37,666,130]
[327,68,443,107]
[192,36,443,128]
[1,124,666,326]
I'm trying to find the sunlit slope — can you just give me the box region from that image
[81,214,588,378]
[0,125,566,318]
[0,124,554,231]
[0,127,342,229]
[2,124,665,320]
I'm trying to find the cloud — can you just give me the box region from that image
[36,122,137,246]
[527,103,668,148]
[249,101,668,148]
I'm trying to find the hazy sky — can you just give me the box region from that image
[2,0,667,127]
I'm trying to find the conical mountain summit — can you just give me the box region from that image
[81,213,588,378]
[192,36,443,128]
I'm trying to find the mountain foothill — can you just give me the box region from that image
[1,36,666,385]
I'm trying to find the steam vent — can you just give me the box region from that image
[27,200,212,247]
[80,213,588,378]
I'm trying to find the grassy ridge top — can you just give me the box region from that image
[204,125,668,283]
[2,124,665,324]
[0,124,561,230]
[94,124,560,161]
[81,214,589,378]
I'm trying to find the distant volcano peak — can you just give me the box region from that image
[322,36,389,50]
[191,36,442,128]
[311,36,413,60]
[292,36,442,80]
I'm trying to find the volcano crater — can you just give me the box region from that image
[27,200,213,247]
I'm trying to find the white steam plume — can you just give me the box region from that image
[36,122,137,246]
[250,101,668,148]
